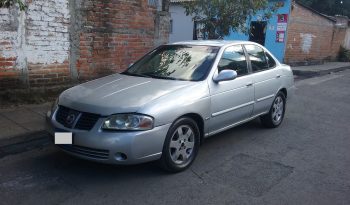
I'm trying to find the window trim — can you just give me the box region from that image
[170,19,173,34]
[265,51,277,69]
[243,44,273,73]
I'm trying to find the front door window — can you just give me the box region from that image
[217,45,248,76]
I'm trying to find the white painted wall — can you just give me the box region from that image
[25,0,70,65]
[0,0,70,70]
[300,33,316,54]
[344,28,350,49]
[169,4,194,43]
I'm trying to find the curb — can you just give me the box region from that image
[0,130,51,159]
[292,66,350,77]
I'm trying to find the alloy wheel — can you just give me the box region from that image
[169,125,195,164]
[272,96,284,125]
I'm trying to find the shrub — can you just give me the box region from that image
[338,46,350,62]
[0,0,26,11]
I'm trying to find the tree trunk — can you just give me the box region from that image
[207,27,218,39]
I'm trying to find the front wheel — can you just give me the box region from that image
[260,92,286,128]
[159,117,200,172]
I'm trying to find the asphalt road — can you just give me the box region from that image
[1,70,350,205]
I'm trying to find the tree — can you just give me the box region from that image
[0,0,26,11]
[298,0,350,17]
[182,0,279,39]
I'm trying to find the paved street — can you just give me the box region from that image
[0,70,350,205]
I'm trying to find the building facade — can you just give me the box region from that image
[170,0,292,62]
[169,0,349,65]
[284,3,349,65]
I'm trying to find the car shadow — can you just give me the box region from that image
[33,118,268,182]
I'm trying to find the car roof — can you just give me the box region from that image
[170,40,252,47]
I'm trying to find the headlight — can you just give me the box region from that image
[102,114,154,131]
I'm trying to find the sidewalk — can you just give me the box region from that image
[0,103,51,146]
[0,61,350,150]
[292,62,350,77]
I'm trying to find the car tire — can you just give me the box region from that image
[159,117,200,173]
[260,91,286,128]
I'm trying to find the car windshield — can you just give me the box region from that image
[123,45,219,81]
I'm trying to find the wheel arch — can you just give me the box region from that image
[279,87,287,98]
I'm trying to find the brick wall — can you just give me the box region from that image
[75,0,169,81]
[0,0,170,91]
[0,0,71,90]
[0,7,21,89]
[285,3,347,65]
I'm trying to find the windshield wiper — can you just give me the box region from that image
[123,71,183,81]
[141,73,179,80]
[121,71,151,78]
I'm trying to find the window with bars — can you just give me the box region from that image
[148,0,162,10]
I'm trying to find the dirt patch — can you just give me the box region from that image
[0,85,73,108]
[204,154,294,197]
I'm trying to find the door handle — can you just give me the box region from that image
[246,82,253,87]
[276,74,282,78]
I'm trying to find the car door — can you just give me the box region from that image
[208,45,255,134]
[244,44,282,116]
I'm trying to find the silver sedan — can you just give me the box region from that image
[46,40,295,172]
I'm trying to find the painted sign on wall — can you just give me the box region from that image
[276,14,288,43]
[276,31,285,42]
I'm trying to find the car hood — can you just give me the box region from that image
[59,74,195,116]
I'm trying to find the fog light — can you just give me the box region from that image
[115,152,127,161]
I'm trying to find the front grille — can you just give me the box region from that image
[56,106,72,128]
[55,106,100,130]
[58,144,109,160]
[75,113,100,130]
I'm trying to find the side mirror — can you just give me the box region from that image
[213,70,238,83]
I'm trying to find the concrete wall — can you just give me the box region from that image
[284,3,347,65]
[169,4,193,43]
[0,0,170,91]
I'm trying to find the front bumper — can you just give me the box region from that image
[46,111,171,165]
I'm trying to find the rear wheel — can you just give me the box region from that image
[260,91,286,128]
[159,117,200,172]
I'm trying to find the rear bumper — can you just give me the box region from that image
[46,111,170,165]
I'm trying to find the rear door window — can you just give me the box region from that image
[244,45,269,72]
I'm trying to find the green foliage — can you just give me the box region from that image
[298,0,350,17]
[338,46,350,62]
[182,0,279,39]
[0,0,26,11]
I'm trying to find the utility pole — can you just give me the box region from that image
[340,0,344,15]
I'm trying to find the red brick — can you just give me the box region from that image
[285,4,346,64]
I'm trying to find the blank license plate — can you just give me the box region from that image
[55,132,73,144]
